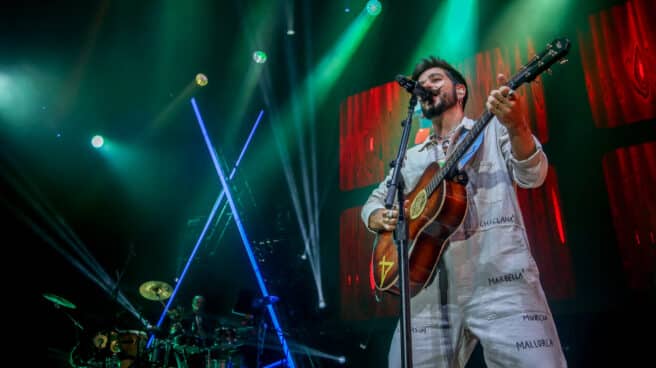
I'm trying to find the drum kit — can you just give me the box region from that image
[47,280,252,368]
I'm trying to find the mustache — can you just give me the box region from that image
[426,87,441,98]
[421,88,441,102]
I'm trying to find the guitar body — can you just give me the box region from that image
[371,162,468,296]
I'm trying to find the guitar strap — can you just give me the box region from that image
[438,257,448,306]
[437,257,455,361]
[438,123,484,307]
[456,125,485,170]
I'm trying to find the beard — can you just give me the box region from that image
[421,88,458,119]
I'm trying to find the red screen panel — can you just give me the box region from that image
[339,82,410,192]
[578,0,656,128]
[339,206,398,320]
[602,142,656,290]
[517,166,576,300]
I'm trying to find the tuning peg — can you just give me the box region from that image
[547,68,553,75]
[559,58,569,64]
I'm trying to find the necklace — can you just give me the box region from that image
[435,124,459,141]
[432,123,461,167]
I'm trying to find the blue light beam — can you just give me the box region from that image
[148,109,265,348]
[264,359,287,368]
[191,98,296,368]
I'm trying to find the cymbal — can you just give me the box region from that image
[139,280,173,301]
[43,293,76,309]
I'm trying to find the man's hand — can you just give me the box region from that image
[486,73,536,160]
[486,74,525,131]
[368,208,399,232]
[368,200,410,232]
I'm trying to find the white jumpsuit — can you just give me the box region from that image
[361,117,567,367]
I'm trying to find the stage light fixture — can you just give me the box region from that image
[195,73,208,87]
[366,0,382,16]
[91,135,104,148]
[253,50,268,64]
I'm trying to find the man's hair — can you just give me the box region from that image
[411,56,468,108]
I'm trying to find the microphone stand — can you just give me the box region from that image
[54,303,85,332]
[384,94,418,368]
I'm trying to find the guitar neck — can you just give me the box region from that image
[426,110,494,195]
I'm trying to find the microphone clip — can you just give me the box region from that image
[395,75,433,102]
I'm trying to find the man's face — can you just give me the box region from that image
[417,67,458,119]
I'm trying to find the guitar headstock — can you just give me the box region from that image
[508,37,571,90]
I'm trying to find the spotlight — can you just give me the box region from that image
[195,73,208,87]
[287,29,295,36]
[300,252,307,260]
[366,0,382,16]
[253,50,268,64]
[337,356,346,364]
[318,301,326,309]
[344,7,350,13]
[91,135,104,148]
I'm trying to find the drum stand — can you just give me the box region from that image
[256,316,267,368]
[160,339,172,368]
[146,337,172,368]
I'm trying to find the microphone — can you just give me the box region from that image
[395,75,433,102]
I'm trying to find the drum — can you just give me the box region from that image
[172,334,204,355]
[91,329,119,351]
[116,330,148,367]
[146,338,178,368]
[214,327,238,345]
[209,351,245,368]
[68,329,121,368]
[178,347,243,368]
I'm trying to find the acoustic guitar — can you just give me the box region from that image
[371,37,571,296]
